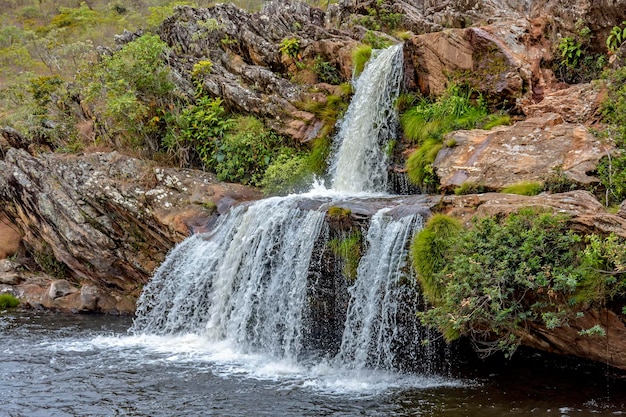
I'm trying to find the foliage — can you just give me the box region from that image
[577,233,626,304]
[414,209,583,356]
[500,181,544,196]
[313,55,341,84]
[553,21,606,84]
[400,85,489,145]
[363,30,392,49]
[351,0,403,32]
[85,34,174,150]
[306,135,333,175]
[596,153,626,205]
[481,114,511,130]
[327,206,351,218]
[0,293,20,309]
[163,96,233,167]
[261,151,314,195]
[543,166,578,194]
[352,44,372,77]
[606,21,626,52]
[454,182,489,195]
[329,231,363,280]
[191,59,213,80]
[212,116,286,186]
[405,139,442,192]
[279,37,300,59]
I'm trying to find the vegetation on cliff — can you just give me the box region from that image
[411,209,626,356]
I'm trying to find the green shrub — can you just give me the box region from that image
[363,30,392,49]
[313,55,341,84]
[405,139,442,192]
[213,116,285,186]
[606,21,626,52]
[0,293,20,309]
[279,37,300,59]
[351,44,373,77]
[481,114,511,130]
[306,135,332,175]
[327,206,351,218]
[416,209,583,356]
[500,181,544,196]
[329,231,363,280]
[552,21,606,84]
[261,151,313,195]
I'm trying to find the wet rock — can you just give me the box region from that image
[433,113,611,190]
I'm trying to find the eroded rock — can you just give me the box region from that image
[0,149,261,314]
[433,113,611,190]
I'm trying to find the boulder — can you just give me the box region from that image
[403,24,531,105]
[0,215,21,259]
[521,83,604,124]
[48,279,78,300]
[432,113,611,190]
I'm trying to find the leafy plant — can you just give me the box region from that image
[279,37,300,59]
[363,30,392,49]
[607,21,626,52]
[500,181,544,196]
[213,116,285,186]
[261,151,314,195]
[558,36,582,68]
[313,55,341,84]
[553,21,606,84]
[0,293,20,309]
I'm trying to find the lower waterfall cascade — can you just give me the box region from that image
[132,43,450,381]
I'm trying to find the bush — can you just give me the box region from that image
[0,293,20,309]
[414,209,584,356]
[213,116,285,186]
[261,151,313,195]
[500,181,544,196]
[313,55,341,84]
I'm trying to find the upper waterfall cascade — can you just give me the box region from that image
[329,44,404,193]
[132,44,433,373]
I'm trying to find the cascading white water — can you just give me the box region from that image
[133,196,326,358]
[329,44,404,193]
[337,209,422,370]
[131,43,441,382]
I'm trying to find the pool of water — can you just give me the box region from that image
[1,310,625,416]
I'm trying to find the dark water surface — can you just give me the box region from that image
[1,310,625,417]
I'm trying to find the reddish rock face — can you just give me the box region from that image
[432,113,611,191]
[0,215,21,259]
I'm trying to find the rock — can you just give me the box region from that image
[524,309,626,371]
[0,215,21,259]
[0,148,261,313]
[79,284,99,311]
[521,83,604,124]
[441,190,626,236]
[403,24,531,105]
[157,2,359,142]
[433,113,612,190]
[48,279,78,299]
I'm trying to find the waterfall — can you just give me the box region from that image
[329,44,404,193]
[337,209,421,369]
[131,44,438,377]
[133,196,326,359]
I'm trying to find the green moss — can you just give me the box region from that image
[410,214,463,302]
[327,206,352,218]
[454,182,488,195]
[329,231,363,281]
[307,135,332,175]
[405,139,443,192]
[352,44,372,77]
[500,181,543,196]
[0,293,20,309]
